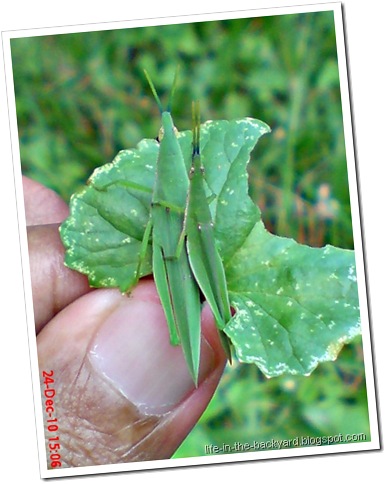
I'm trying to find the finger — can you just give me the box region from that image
[23,175,69,226]
[23,176,90,330]
[28,223,91,332]
[38,280,226,467]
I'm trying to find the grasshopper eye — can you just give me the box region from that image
[157,126,164,142]
[157,125,178,142]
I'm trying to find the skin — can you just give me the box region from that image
[25,175,226,468]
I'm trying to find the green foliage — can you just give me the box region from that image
[12,10,368,458]
[59,118,268,291]
[226,224,359,376]
[60,116,359,379]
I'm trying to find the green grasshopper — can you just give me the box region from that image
[183,101,233,361]
[131,73,233,382]
[142,70,202,384]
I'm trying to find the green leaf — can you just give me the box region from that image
[60,139,158,291]
[60,116,361,377]
[200,119,264,261]
[60,118,267,292]
[224,222,360,377]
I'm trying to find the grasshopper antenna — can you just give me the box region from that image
[167,65,180,113]
[143,69,163,114]
[144,66,180,114]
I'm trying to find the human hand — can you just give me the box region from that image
[24,175,226,468]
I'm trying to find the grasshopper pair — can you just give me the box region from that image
[140,71,232,384]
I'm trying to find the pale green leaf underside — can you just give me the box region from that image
[60,116,362,377]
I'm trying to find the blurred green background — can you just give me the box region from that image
[11,10,370,458]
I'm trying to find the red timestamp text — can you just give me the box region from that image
[42,370,62,468]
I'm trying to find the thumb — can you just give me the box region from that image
[38,279,226,468]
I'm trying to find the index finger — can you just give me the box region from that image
[23,176,92,331]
